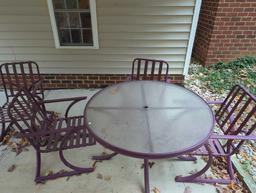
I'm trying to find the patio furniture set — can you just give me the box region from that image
[0,60,255,193]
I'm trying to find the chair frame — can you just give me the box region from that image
[131,58,170,82]
[175,85,256,184]
[0,61,44,141]
[8,89,96,183]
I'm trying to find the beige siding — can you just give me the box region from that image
[0,0,196,74]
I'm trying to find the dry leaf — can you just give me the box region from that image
[104,176,111,181]
[92,160,101,169]
[58,169,67,174]
[8,165,16,172]
[45,170,54,176]
[227,180,237,190]
[97,173,103,179]
[184,186,192,193]
[152,187,160,193]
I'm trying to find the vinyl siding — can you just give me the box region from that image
[0,0,196,74]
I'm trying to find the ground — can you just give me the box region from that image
[0,89,219,193]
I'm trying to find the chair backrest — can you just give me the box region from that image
[131,58,169,82]
[215,85,256,153]
[0,61,44,102]
[8,89,50,147]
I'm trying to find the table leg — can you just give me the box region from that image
[144,159,150,193]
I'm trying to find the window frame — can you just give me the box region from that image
[47,0,99,49]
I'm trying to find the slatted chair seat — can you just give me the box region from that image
[8,89,96,183]
[35,116,94,153]
[130,58,170,82]
[176,85,256,185]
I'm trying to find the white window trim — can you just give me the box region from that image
[183,0,202,75]
[47,0,99,49]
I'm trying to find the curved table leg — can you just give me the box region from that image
[92,152,118,161]
[144,159,150,193]
[175,144,213,183]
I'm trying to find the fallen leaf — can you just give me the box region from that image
[141,161,155,169]
[152,187,160,193]
[149,162,155,168]
[184,186,192,193]
[45,170,54,176]
[8,165,16,172]
[92,160,101,169]
[104,175,111,181]
[227,180,238,190]
[97,173,103,179]
[58,169,67,174]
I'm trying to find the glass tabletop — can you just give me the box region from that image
[84,81,214,158]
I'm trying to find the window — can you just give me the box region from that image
[47,0,99,48]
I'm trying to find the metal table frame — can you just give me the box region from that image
[84,80,215,193]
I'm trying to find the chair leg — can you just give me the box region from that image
[227,156,237,183]
[59,148,95,174]
[175,145,236,184]
[35,150,43,183]
[57,129,95,178]
[34,148,95,183]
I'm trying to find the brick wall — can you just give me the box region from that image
[193,0,256,66]
[41,74,184,89]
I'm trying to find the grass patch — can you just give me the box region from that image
[191,56,256,95]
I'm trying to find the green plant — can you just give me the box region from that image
[194,56,256,95]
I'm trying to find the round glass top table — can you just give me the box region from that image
[84,80,214,193]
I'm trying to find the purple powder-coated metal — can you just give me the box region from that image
[176,84,256,184]
[8,89,96,183]
[0,61,44,141]
[131,58,170,82]
[84,80,215,193]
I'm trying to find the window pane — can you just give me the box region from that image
[83,29,93,45]
[53,0,65,9]
[66,0,78,9]
[59,30,71,44]
[78,0,90,9]
[69,13,80,28]
[71,29,82,43]
[80,13,91,28]
[55,12,70,28]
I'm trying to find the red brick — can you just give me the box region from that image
[193,0,256,66]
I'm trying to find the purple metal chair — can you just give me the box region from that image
[131,58,170,82]
[8,88,96,183]
[0,61,44,141]
[176,85,256,184]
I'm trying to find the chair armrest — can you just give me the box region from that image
[43,96,87,119]
[210,134,256,141]
[43,96,87,104]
